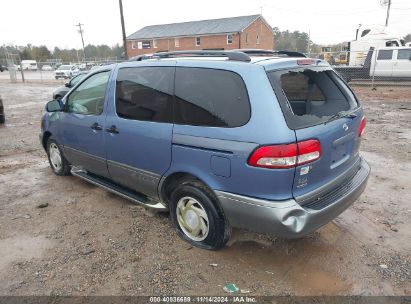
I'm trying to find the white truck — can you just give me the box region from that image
[334,46,411,82]
[21,60,38,71]
[348,25,405,66]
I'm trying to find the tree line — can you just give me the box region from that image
[1,30,410,64]
[1,44,124,63]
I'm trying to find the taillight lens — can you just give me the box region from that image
[297,59,315,65]
[297,139,322,166]
[358,116,366,137]
[248,139,321,169]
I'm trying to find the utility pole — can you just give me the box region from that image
[307,30,311,57]
[119,0,128,59]
[385,0,391,27]
[75,23,86,60]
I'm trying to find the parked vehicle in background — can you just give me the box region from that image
[40,50,370,250]
[54,65,80,79]
[42,65,53,71]
[0,64,8,72]
[348,25,405,66]
[52,72,87,99]
[335,47,411,81]
[21,60,38,71]
[370,47,411,77]
[0,96,5,124]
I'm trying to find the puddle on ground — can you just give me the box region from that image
[212,225,352,295]
[0,235,53,272]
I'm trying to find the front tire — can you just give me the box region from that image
[47,139,70,176]
[169,180,230,250]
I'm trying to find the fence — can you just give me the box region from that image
[0,58,124,84]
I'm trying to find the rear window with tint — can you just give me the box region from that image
[174,67,250,127]
[267,68,358,129]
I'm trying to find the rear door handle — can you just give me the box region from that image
[106,125,119,134]
[90,122,102,131]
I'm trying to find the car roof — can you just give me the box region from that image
[119,55,329,71]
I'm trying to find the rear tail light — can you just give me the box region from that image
[248,139,322,169]
[358,116,366,137]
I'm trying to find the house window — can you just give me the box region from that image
[175,38,180,48]
[256,35,260,45]
[131,41,137,49]
[196,37,201,46]
[153,39,157,48]
[227,34,233,44]
[245,34,248,44]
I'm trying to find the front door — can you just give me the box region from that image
[59,70,111,178]
[105,66,174,198]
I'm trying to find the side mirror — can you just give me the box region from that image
[46,99,64,112]
[65,82,70,87]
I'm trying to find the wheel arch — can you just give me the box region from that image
[42,131,52,151]
[159,171,217,205]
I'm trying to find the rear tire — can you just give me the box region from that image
[169,180,230,250]
[47,139,71,176]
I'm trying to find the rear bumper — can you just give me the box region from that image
[216,157,370,238]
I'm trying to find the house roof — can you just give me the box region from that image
[127,15,262,40]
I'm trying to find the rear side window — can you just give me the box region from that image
[397,49,411,60]
[115,67,174,123]
[267,68,358,129]
[377,50,393,60]
[174,68,250,127]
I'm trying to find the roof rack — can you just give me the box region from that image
[150,50,251,62]
[232,49,306,58]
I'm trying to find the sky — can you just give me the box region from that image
[0,0,410,49]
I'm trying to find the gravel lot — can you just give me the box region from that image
[0,82,410,296]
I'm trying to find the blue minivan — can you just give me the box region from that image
[40,50,370,250]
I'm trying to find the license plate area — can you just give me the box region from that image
[331,132,354,169]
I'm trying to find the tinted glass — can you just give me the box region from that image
[174,68,250,127]
[281,72,325,101]
[398,49,411,60]
[70,73,86,86]
[116,67,174,123]
[67,71,110,115]
[377,50,393,60]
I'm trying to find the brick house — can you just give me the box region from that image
[126,15,274,57]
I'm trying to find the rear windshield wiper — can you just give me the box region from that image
[324,111,357,124]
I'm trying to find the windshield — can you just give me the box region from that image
[70,74,86,86]
[267,67,358,129]
[58,65,71,70]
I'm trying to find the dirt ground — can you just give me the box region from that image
[0,82,410,296]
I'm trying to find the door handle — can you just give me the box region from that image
[106,125,119,134]
[90,122,102,131]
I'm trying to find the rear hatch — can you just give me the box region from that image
[266,63,365,202]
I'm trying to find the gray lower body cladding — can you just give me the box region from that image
[216,157,370,238]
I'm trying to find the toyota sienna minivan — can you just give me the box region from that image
[40,50,370,250]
